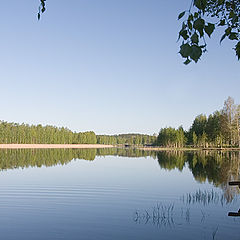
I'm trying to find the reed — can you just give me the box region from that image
[134,203,175,227]
[181,189,235,205]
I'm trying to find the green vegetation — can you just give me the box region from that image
[156,97,240,148]
[38,0,46,20]
[97,134,156,146]
[178,0,240,64]
[36,0,240,63]
[0,97,238,149]
[0,121,155,146]
[0,122,97,144]
[156,127,186,148]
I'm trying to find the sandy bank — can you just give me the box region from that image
[0,144,114,149]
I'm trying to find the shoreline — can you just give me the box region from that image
[137,147,240,151]
[0,144,114,149]
[0,144,239,151]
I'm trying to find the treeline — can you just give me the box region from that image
[97,134,156,146]
[0,122,97,144]
[156,127,186,148]
[0,121,156,146]
[156,97,240,148]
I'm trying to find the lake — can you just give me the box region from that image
[0,148,239,239]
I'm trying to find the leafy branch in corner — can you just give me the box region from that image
[38,0,46,20]
[178,0,240,64]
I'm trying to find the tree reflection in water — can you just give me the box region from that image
[157,151,240,201]
[0,148,239,198]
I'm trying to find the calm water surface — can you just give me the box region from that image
[0,149,239,239]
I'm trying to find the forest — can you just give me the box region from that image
[97,134,156,146]
[156,97,240,148]
[0,121,156,146]
[0,122,97,144]
[0,96,239,149]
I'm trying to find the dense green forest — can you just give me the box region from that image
[0,122,97,144]
[97,134,156,146]
[0,121,156,146]
[0,96,239,148]
[156,97,240,148]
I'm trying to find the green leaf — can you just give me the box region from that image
[179,29,189,40]
[199,44,206,49]
[204,23,215,37]
[187,20,193,30]
[178,11,185,20]
[217,0,224,5]
[225,27,232,35]
[229,10,234,19]
[194,12,199,19]
[232,14,238,24]
[218,19,225,26]
[229,32,238,40]
[194,0,207,10]
[188,14,193,22]
[179,43,192,58]
[189,45,202,62]
[220,33,227,43]
[193,18,205,37]
[184,58,191,65]
[234,41,240,60]
[191,32,199,44]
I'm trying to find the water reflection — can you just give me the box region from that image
[181,189,236,206]
[0,148,157,170]
[134,203,175,228]
[0,149,240,192]
[133,203,220,230]
[156,151,240,200]
[0,148,239,239]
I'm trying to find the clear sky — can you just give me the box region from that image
[0,0,239,135]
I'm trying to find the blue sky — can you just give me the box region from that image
[0,0,239,135]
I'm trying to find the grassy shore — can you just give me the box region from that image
[0,144,114,149]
